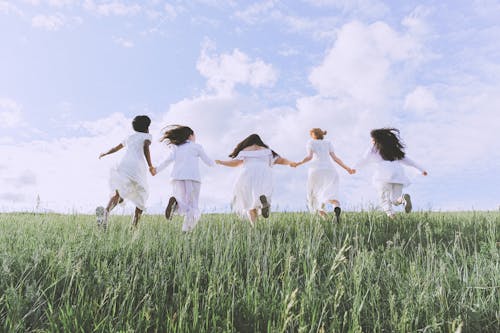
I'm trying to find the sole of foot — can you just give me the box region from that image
[165,196,177,220]
[334,207,341,223]
[403,194,412,213]
[259,195,270,218]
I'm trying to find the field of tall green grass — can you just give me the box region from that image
[0,211,498,332]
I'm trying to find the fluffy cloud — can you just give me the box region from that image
[31,13,65,30]
[0,98,24,128]
[113,36,134,48]
[83,0,141,16]
[309,21,422,105]
[197,40,278,95]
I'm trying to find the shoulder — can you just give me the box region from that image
[238,148,271,157]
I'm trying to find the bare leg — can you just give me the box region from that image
[132,207,143,227]
[329,199,341,223]
[248,209,258,226]
[106,191,122,213]
[318,210,327,219]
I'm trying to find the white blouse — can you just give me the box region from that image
[157,141,215,182]
[355,147,425,185]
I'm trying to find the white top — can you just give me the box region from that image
[235,148,277,166]
[116,131,152,184]
[355,147,425,185]
[157,141,215,182]
[306,139,336,170]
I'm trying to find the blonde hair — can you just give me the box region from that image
[310,128,327,140]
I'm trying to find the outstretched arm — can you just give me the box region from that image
[215,159,244,167]
[401,157,428,176]
[99,143,124,159]
[198,146,216,167]
[291,153,313,167]
[143,140,155,175]
[274,157,293,166]
[330,152,354,174]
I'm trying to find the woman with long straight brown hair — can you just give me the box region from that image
[216,134,292,226]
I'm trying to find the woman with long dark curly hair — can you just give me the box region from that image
[353,128,428,218]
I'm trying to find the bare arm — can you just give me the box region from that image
[291,153,313,167]
[330,152,354,174]
[99,143,124,159]
[142,140,155,175]
[274,157,293,166]
[215,159,244,167]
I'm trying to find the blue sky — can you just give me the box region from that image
[1,0,499,213]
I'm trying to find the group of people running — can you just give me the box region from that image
[96,115,428,232]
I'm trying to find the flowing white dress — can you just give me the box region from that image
[306,139,339,212]
[109,131,152,210]
[231,149,276,216]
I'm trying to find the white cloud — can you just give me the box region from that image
[0,98,23,128]
[113,36,134,48]
[0,1,23,16]
[234,0,276,24]
[83,0,141,16]
[31,13,65,31]
[404,86,438,114]
[196,39,278,95]
[309,21,423,106]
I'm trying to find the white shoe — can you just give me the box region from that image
[96,206,105,226]
[403,194,412,213]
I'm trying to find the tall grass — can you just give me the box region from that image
[0,211,498,332]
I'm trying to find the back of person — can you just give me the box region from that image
[119,132,151,177]
[238,149,273,167]
[171,141,202,181]
[308,139,334,170]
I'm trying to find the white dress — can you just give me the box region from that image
[109,132,152,210]
[231,149,276,216]
[306,139,339,212]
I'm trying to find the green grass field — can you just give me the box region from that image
[0,211,498,332]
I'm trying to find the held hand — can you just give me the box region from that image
[349,169,356,175]
[215,160,222,165]
[149,166,157,176]
[290,162,299,168]
[422,171,428,176]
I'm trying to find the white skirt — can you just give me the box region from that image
[307,168,339,212]
[109,167,149,210]
[171,180,201,231]
[232,162,273,215]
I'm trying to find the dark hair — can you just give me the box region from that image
[370,128,405,161]
[229,134,278,158]
[310,128,327,140]
[132,115,151,133]
[160,125,194,146]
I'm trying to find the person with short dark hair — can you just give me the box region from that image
[352,128,428,218]
[97,115,155,228]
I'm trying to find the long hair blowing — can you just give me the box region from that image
[160,125,194,146]
[229,134,278,158]
[370,128,405,161]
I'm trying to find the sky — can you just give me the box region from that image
[1,0,499,214]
